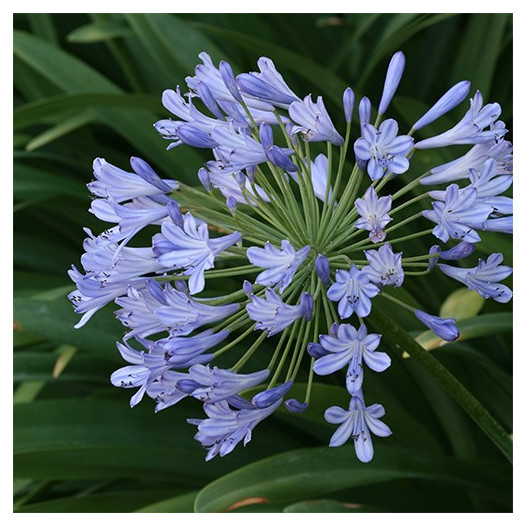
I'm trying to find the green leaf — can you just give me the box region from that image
[24,111,95,152]
[14,398,303,482]
[194,445,511,512]
[415,312,512,351]
[283,499,383,513]
[439,289,486,320]
[67,22,132,43]
[134,491,199,513]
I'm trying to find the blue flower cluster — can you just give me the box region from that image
[69,51,513,463]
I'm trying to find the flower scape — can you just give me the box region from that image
[69,51,513,463]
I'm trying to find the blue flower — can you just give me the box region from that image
[185,365,270,403]
[423,184,492,243]
[246,289,313,336]
[420,138,512,186]
[251,381,293,408]
[315,254,331,286]
[438,241,476,261]
[354,119,413,180]
[325,391,392,463]
[188,398,282,461]
[327,266,380,319]
[412,80,471,131]
[115,280,239,339]
[439,253,512,303]
[414,309,459,342]
[354,186,393,242]
[315,324,390,393]
[153,212,241,294]
[363,243,404,287]
[237,57,300,108]
[289,95,344,145]
[88,157,178,202]
[288,154,333,202]
[415,91,505,149]
[247,240,310,292]
[343,87,355,123]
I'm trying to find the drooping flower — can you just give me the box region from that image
[325,391,392,463]
[354,119,413,180]
[439,253,513,303]
[354,186,393,242]
[247,240,310,292]
[314,324,390,393]
[414,309,459,342]
[327,266,380,319]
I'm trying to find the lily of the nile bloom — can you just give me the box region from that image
[354,119,414,181]
[439,253,513,303]
[69,50,513,465]
[289,95,345,145]
[153,211,241,294]
[420,138,513,185]
[327,266,380,319]
[247,240,311,293]
[237,57,301,108]
[314,324,390,394]
[363,243,404,287]
[182,365,270,403]
[415,91,505,149]
[423,184,493,243]
[247,289,313,336]
[115,280,239,339]
[414,309,459,342]
[354,186,393,243]
[325,391,392,463]
[88,157,178,202]
[188,397,283,461]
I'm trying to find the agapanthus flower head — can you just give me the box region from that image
[69,50,512,465]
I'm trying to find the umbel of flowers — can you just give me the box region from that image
[69,51,513,463]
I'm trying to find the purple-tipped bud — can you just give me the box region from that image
[307,342,328,359]
[379,51,405,115]
[343,87,355,123]
[440,241,476,261]
[235,172,246,189]
[176,379,201,394]
[251,380,293,408]
[226,196,237,215]
[243,280,253,297]
[285,398,309,413]
[198,167,211,192]
[219,61,243,103]
[359,97,371,126]
[167,201,184,228]
[300,292,314,321]
[260,122,297,172]
[413,81,471,131]
[315,254,331,286]
[428,245,441,271]
[415,309,459,342]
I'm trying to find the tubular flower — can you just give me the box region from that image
[68,50,512,464]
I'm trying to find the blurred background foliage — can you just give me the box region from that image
[13,13,512,513]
